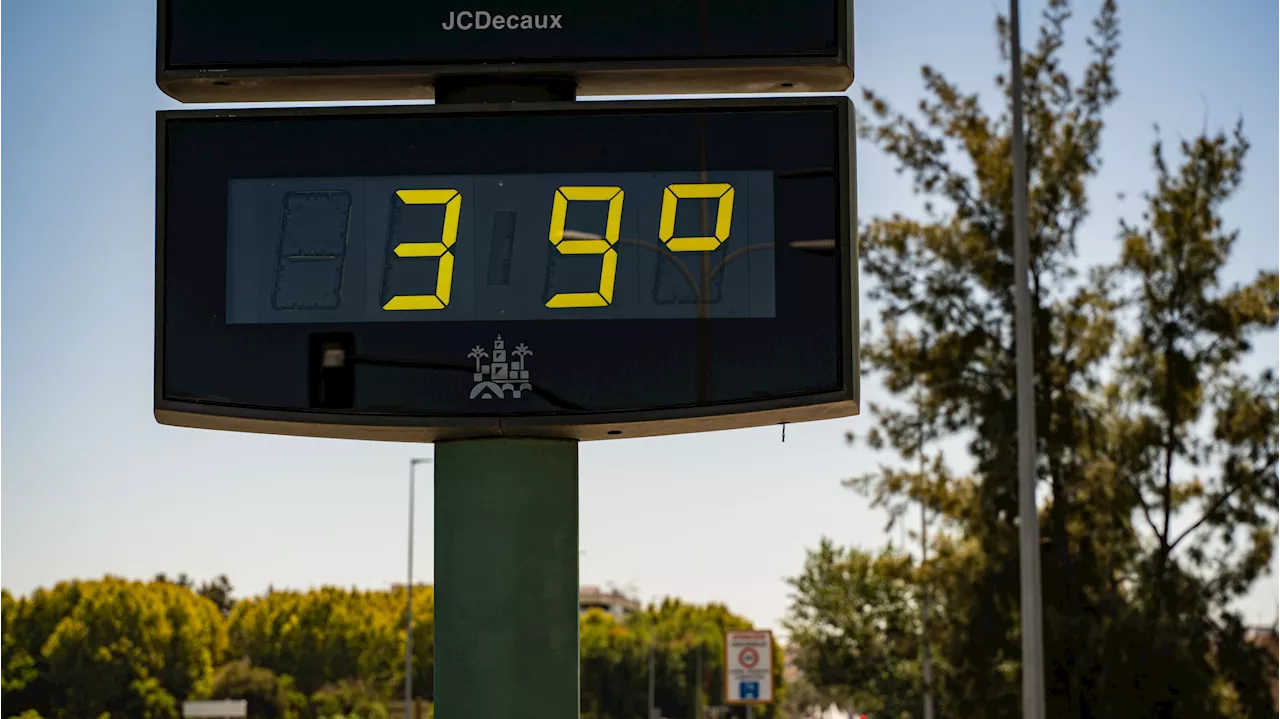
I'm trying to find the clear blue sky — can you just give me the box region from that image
[3,0,1277,632]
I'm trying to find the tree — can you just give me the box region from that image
[3,589,39,700]
[154,573,195,589]
[151,574,235,616]
[579,608,647,719]
[201,659,307,719]
[309,678,390,719]
[5,577,782,719]
[1106,121,1279,716]
[776,674,829,719]
[852,2,1125,715]
[646,599,786,719]
[227,587,406,698]
[197,576,237,617]
[845,0,1277,716]
[2,578,228,719]
[390,585,435,703]
[577,599,780,719]
[784,541,922,719]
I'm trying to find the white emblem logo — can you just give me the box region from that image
[468,335,533,400]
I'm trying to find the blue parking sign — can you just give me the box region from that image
[740,681,760,700]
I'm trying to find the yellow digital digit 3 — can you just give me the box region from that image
[383,189,462,311]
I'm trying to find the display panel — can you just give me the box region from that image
[157,99,858,441]
[156,0,854,102]
[165,0,839,66]
[227,171,775,324]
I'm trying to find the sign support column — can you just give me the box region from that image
[434,437,580,719]
[432,80,580,719]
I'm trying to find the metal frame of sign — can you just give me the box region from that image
[155,0,854,103]
[154,97,858,442]
[724,629,775,706]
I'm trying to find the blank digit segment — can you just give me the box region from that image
[271,191,352,311]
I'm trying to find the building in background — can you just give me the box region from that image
[1244,625,1278,710]
[578,585,640,620]
[783,643,802,684]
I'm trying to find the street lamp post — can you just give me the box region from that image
[921,496,935,719]
[406,458,432,719]
[1009,0,1047,717]
[648,618,656,719]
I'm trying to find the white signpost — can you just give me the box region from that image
[725,629,774,712]
[182,700,248,719]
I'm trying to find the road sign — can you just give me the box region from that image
[156,0,853,102]
[182,700,247,719]
[725,630,773,705]
[155,97,859,441]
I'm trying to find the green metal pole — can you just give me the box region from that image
[434,438,580,719]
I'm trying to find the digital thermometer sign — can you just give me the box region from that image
[156,98,858,441]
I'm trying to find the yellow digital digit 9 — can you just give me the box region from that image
[383,188,461,311]
[545,186,624,308]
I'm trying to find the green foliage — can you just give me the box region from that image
[309,678,389,719]
[2,577,227,719]
[202,659,307,719]
[397,587,434,703]
[4,579,775,719]
[3,589,39,698]
[579,599,781,719]
[840,0,1279,717]
[784,541,921,718]
[227,586,415,698]
[5,573,773,716]
[580,608,648,719]
[775,674,829,719]
[196,576,237,617]
[154,573,195,590]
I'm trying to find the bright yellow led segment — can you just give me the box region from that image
[546,186,623,308]
[383,189,460,311]
[658,183,735,252]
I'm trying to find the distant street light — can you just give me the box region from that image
[405,458,432,719]
[648,610,657,719]
[1009,1,1047,717]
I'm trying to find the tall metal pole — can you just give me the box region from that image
[648,619,656,719]
[921,499,935,719]
[406,458,430,719]
[1010,1,1046,718]
[917,389,935,719]
[694,643,702,719]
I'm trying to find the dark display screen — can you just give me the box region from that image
[165,0,839,67]
[159,99,854,428]
[227,171,775,324]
